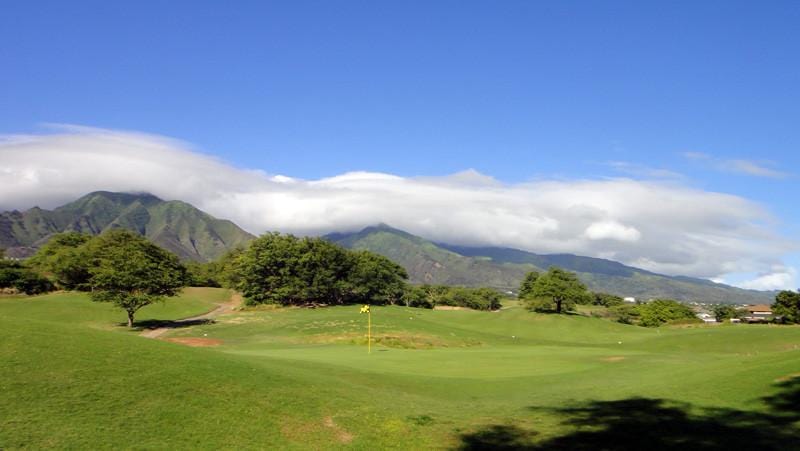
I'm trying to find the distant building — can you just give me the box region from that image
[743,304,773,323]
[696,312,717,323]
[623,297,636,303]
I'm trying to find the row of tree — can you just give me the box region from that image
[6,230,509,325]
[404,285,503,310]
[224,234,505,310]
[16,229,797,326]
[516,267,698,327]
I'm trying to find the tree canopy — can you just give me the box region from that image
[518,271,540,299]
[636,299,698,327]
[28,232,93,290]
[773,290,800,324]
[233,233,408,306]
[713,304,739,322]
[0,259,54,295]
[525,267,589,314]
[85,229,186,327]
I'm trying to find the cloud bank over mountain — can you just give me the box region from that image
[0,126,795,289]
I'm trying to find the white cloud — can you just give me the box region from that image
[606,161,683,179]
[722,159,787,179]
[683,152,789,179]
[0,125,796,283]
[583,221,641,242]
[738,266,797,291]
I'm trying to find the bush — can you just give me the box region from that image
[610,304,640,325]
[637,299,699,327]
[525,297,558,313]
[403,284,502,311]
[402,285,434,309]
[0,261,55,295]
[592,292,625,307]
[185,261,223,287]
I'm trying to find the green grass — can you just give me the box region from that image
[1,291,799,449]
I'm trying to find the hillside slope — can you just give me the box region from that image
[0,191,254,261]
[327,224,774,304]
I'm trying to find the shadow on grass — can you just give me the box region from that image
[458,378,800,450]
[134,318,215,330]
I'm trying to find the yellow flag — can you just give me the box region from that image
[360,305,370,314]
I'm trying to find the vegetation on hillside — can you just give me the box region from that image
[330,224,775,304]
[0,191,254,262]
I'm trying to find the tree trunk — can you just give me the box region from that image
[127,310,135,328]
[555,298,562,314]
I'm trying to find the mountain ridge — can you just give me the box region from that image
[0,191,255,261]
[327,224,775,304]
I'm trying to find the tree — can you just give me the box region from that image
[527,267,589,314]
[0,260,54,295]
[402,285,434,308]
[592,292,625,307]
[773,290,800,324]
[234,233,414,306]
[28,232,93,290]
[518,271,540,299]
[346,251,408,305]
[712,304,739,322]
[86,230,186,327]
[471,287,503,310]
[217,247,246,289]
[185,261,223,287]
[637,299,698,327]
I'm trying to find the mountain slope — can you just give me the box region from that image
[0,191,254,261]
[327,224,774,304]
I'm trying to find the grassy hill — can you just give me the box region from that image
[1,290,798,449]
[0,191,254,261]
[327,224,775,304]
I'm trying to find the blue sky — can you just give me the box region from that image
[1,1,799,289]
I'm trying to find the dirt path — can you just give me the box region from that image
[140,293,242,339]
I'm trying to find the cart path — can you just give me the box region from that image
[140,293,242,339]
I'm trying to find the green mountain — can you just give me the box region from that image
[0,191,255,261]
[327,224,775,304]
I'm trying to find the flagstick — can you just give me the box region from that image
[368,309,371,354]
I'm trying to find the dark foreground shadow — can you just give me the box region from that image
[134,318,215,330]
[459,378,800,450]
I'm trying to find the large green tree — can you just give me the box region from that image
[86,229,186,327]
[773,290,800,324]
[234,233,410,306]
[518,271,540,299]
[713,304,739,322]
[637,299,698,327]
[235,233,355,305]
[346,251,408,305]
[28,232,93,290]
[527,267,589,314]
